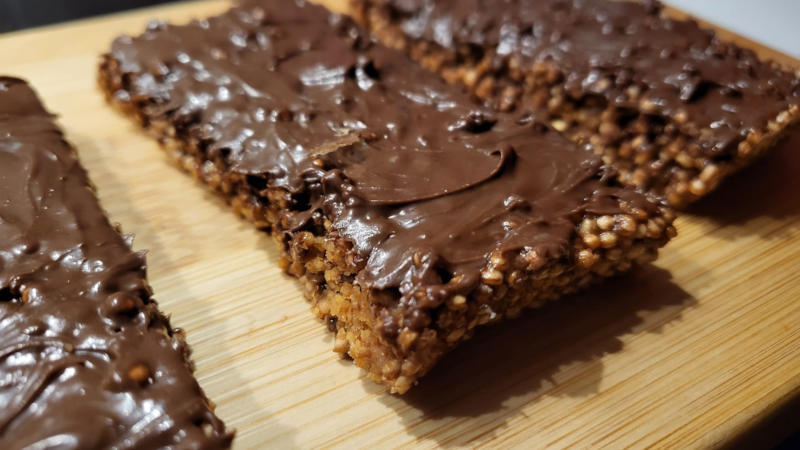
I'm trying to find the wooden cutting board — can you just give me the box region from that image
[2,1,798,448]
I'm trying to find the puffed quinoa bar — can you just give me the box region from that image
[98,0,675,393]
[352,0,800,207]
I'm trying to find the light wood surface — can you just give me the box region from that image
[1,1,799,448]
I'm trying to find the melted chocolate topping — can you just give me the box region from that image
[372,0,800,156]
[0,78,230,448]
[107,0,657,327]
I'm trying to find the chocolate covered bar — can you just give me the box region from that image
[98,0,675,393]
[0,77,231,448]
[352,0,800,206]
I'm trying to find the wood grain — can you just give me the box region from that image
[1,1,798,448]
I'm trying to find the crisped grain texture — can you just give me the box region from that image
[0,1,797,448]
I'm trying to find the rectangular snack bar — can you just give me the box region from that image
[99,0,676,393]
[352,0,800,207]
[0,78,231,448]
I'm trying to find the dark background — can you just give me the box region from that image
[0,0,181,32]
[1,1,798,448]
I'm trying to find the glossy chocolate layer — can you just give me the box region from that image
[0,78,230,448]
[107,0,658,327]
[369,0,799,157]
